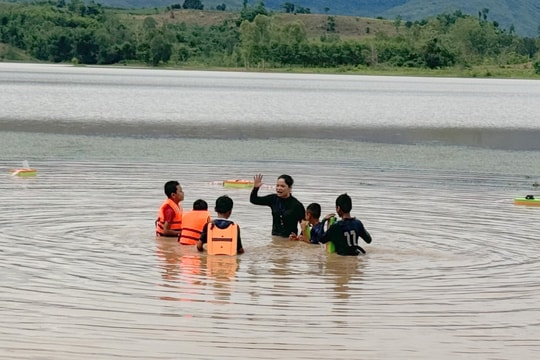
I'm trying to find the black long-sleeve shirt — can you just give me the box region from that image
[250,187,305,237]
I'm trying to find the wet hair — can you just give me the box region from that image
[278,174,294,188]
[215,195,233,214]
[336,193,352,213]
[193,199,208,210]
[164,181,180,198]
[306,203,321,219]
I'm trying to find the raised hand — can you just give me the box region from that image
[253,173,263,188]
[323,213,336,220]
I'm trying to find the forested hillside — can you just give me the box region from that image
[1,1,539,77]
[381,0,540,38]
[15,0,537,37]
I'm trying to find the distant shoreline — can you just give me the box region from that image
[86,62,540,80]
[2,59,539,80]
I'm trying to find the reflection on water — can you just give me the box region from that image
[1,64,540,359]
[155,238,239,303]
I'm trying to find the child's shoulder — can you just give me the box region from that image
[213,218,237,227]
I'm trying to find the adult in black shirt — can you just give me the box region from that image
[250,174,305,239]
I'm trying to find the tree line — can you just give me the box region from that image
[1,1,539,73]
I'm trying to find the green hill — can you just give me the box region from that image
[56,0,539,37]
[380,0,540,38]
[1,1,539,78]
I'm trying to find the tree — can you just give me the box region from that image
[422,37,455,68]
[142,16,157,31]
[239,1,268,23]
[295,6,310,14]
[239,14,274,66]
[150,34,172,66]
[48,32,74,62]
[216,3,226,11]
[394,15,402,32]
[326,16,336,32]
[281,21,307,44]
[534,61,540,75]
[481,8,489,21]
[282,2,294,14]
[183,0,204,10]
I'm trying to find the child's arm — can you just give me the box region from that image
[298,220,309,242]
[320,223,338,244]
[197,224,208,252]
[323,213,336,220]
[237,226,245,254]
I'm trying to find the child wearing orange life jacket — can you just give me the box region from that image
[179,199,211,245]
[197,195,244,255]
[155,180,184,237]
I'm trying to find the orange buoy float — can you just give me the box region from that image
[10,161,37,177]
[222,179,254,189]
[514,195,540,206]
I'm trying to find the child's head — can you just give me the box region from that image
[164,180,180,198]
[306,202,321,221]
[215,195,233,216]
[193,199,208,211]
[335,193,352,216]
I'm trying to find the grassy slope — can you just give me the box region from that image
[125,9,399,40]
[0,43,34,61]
[98,0,540,37]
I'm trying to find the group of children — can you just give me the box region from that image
[297,194,372,256]
[181,195,244,255]
[156,181,372,257]
[154,181,243,255]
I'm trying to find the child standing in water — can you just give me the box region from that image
[296,203,335,244]
[197,195,244,255]
[321,193,372,256]
[179,199,211,245]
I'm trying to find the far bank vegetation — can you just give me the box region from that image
[1,0,539,76]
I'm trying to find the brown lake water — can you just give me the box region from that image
[0,63,539,359]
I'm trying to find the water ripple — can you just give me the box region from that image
[1,151,540,358]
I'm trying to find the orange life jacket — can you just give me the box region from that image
[207,222,238,256]
[155,198,183,236]
[179,210,211,245]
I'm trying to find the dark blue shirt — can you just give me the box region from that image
[321,217,372,256]
[307,221,326,244]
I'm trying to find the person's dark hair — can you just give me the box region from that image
[215,195,233,214]
[278,174,294,188]
[306,203,321,219]
[193,199,208,210]
[164,181,180,198]
[336,193,352,213]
